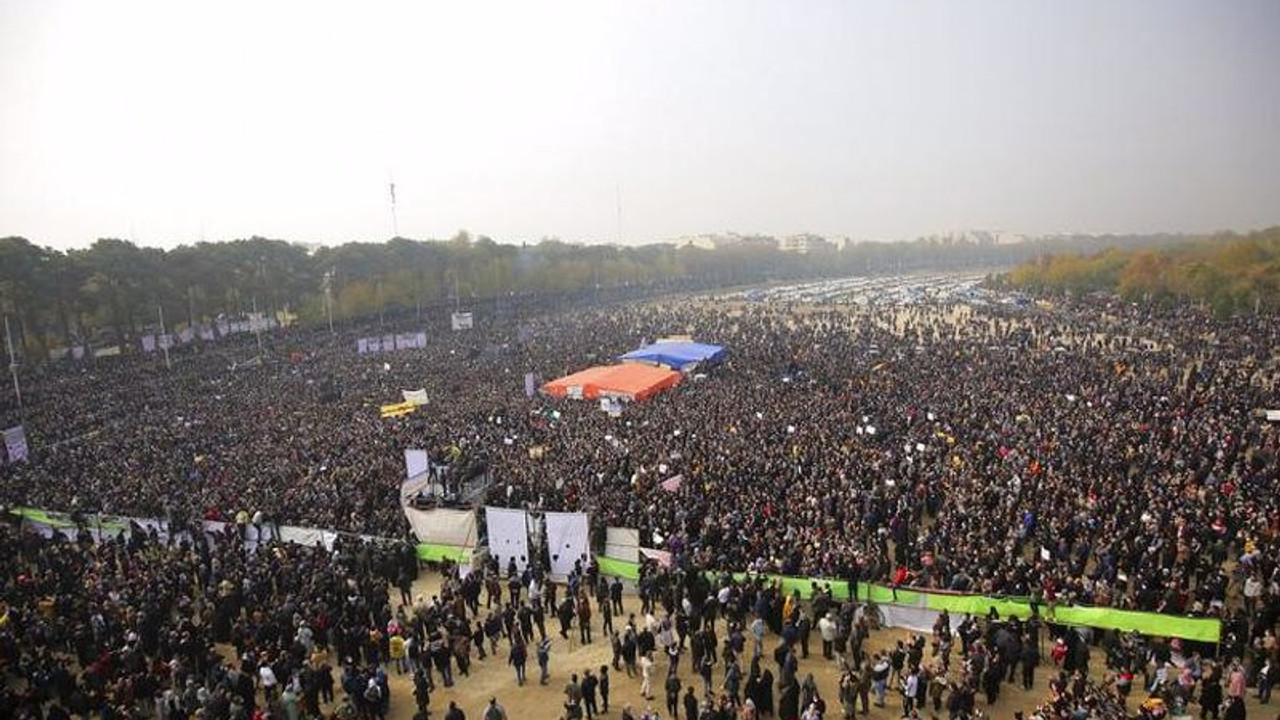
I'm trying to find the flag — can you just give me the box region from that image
[660,474,683,492]
[402,389,428,406]
[639,547,673,568]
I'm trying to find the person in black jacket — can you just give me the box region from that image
[508,639,527,686]
[582,669,600,720]
[684,686,700,720]
[1020,635,1039,690]
[778,679,799,720]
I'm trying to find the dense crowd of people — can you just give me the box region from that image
[1,282,1278,718]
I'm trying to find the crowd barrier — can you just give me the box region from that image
[594,555,1221,643]
[6,507,1219,643]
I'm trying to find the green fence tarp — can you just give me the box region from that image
[12,507,130,533]
[1052,605,1220,643]
[416,544,472,563]
[596,555,642,580]
[591,556,1220,643]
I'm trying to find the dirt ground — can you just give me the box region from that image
[284,570,1270,720]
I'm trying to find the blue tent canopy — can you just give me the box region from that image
[618,341,726,371]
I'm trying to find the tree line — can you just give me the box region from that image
[999,226,1280,316]
[0,229,1217,359]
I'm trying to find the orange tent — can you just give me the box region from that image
[542,364,682,401]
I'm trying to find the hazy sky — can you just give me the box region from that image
[2,1,1277,249]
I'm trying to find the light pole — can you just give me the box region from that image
[158,304,172,370]
[323,269,335,334]
[252,295,264,357]
[4,313,22,413]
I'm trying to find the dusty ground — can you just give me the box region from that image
[284,570,1270,720]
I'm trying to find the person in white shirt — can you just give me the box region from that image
[818,612,838,660]
[259,663,279,701]
[639,652,655,700]
[1243,574,1263,619]
[902,669,919,714]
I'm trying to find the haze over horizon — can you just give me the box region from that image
[2,0,1278,251]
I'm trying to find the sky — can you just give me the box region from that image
[1,0,1278,250]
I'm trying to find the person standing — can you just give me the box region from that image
[482,698,507,720]
[665,673,682,718]
[413,667,431,718]
[508,639,527,686]
[599,666,611,713]
[582,669,600,720]
[565,674,584,718]
[818,612,837,660]
[537,637,552,685]
[871,653,890,708]
[902,667,920,714]
[683,686,699,720]
[1020,635,1039,690]
[1257,657,1273,703]
[611,577,625,616]
[1200,664,1223,720]
[578,594,594,644]
[640,652,655,700]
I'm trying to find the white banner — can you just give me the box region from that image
[404,449,430,480]
[141,335,156,353]
[486,506,531,572]
[605,527,640,563]
[867,603,963,635]
[451,312,474,331]
[4,425,29,463]
[402,389,428,406]
[400,450,437,504]
[544,511,590,579]
[404,507,477,548]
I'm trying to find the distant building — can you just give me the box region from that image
[676,233,745,250]
[778,233,833,254]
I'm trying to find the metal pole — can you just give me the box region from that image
[158,304,171,370]
[4,314,21,412]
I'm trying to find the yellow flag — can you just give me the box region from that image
[380,401,416,418]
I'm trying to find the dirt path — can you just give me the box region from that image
[269,570,1268,720]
